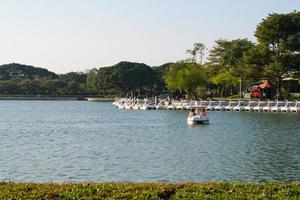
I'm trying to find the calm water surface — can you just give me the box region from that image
[0,101,299,183]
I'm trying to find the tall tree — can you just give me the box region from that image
[86,68,101,94]
[254,11,300,99]
[164,62,187,93]
[207,39,254,70]
[152,63,173,94]
[206,39,254,96]
[114,62,157,95]
[165,62,206,98]
[186,43,207,65]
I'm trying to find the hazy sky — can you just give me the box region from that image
[0,0,299,73]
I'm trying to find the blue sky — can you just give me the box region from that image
[0,0,299,73]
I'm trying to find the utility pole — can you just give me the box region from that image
[239,77,242,99]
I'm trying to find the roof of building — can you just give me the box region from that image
[259,80,272,89]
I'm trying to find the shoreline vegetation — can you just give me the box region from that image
[0,182,299,199]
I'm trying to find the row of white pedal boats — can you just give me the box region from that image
[206,100,300,112]
[112,98,189,110]
[112,99,300,113]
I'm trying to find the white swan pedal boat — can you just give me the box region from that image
[187,106,209,125]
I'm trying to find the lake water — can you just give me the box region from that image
[0,101,299,183]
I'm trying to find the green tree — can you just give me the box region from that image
[165,62,206,98]
[152,63,173,94]
[186,43,207,65]
[86,68,99,94]
[254,11,300,99]
[96,66,116,95]
[164,62,187,92]
[86,62,159,97]
[0,63,57,80]
[0,80,18,94]
[210,71,240,96]
[67,80,80,95]
[112,62,157,96]
[60,72,87,84]
[206,39,254,96]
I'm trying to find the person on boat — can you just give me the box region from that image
[189,109,195,117]
[197,108,201,116]
[202,110,207,117]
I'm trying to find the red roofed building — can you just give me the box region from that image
[259,80,272,89]
[250,80,274,99]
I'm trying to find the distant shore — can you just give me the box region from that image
[0,182,299,199]
[0,95,115,101]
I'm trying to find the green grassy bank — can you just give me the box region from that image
[0,182,299,199]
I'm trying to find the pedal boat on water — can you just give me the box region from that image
[187,106,209,125]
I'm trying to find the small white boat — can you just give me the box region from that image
[113,98,127,107]
[263,100,272,112]
[181,101,190,110]
[280,101,290,112]
[86,97,103,101]
[176,103,184,110]
[244,101,256,112]
[234,100,244,112]
[167,104,176,110]
[206,100,215,111]
[215,101,226,111]
[253,100,263,112]
[225,100,234,111]
[290,101,300,112]
[118,103,126,109]
[132,103,140,110]
[167,101,177,110]
[271,100,280,112]
[133,99,144,110]
[112,99,119,107]
[124,104,132,109]
[187,106,209,125]
[170,100,180,110]
[156,100,169,110]
[124,101,134,109]
[186,101,198,110]
[140,102,156,110]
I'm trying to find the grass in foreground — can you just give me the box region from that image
[0,182,299,199]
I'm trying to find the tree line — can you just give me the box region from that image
[0,72,89,96]
[0,11,299,99]
[0,64,90,96]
